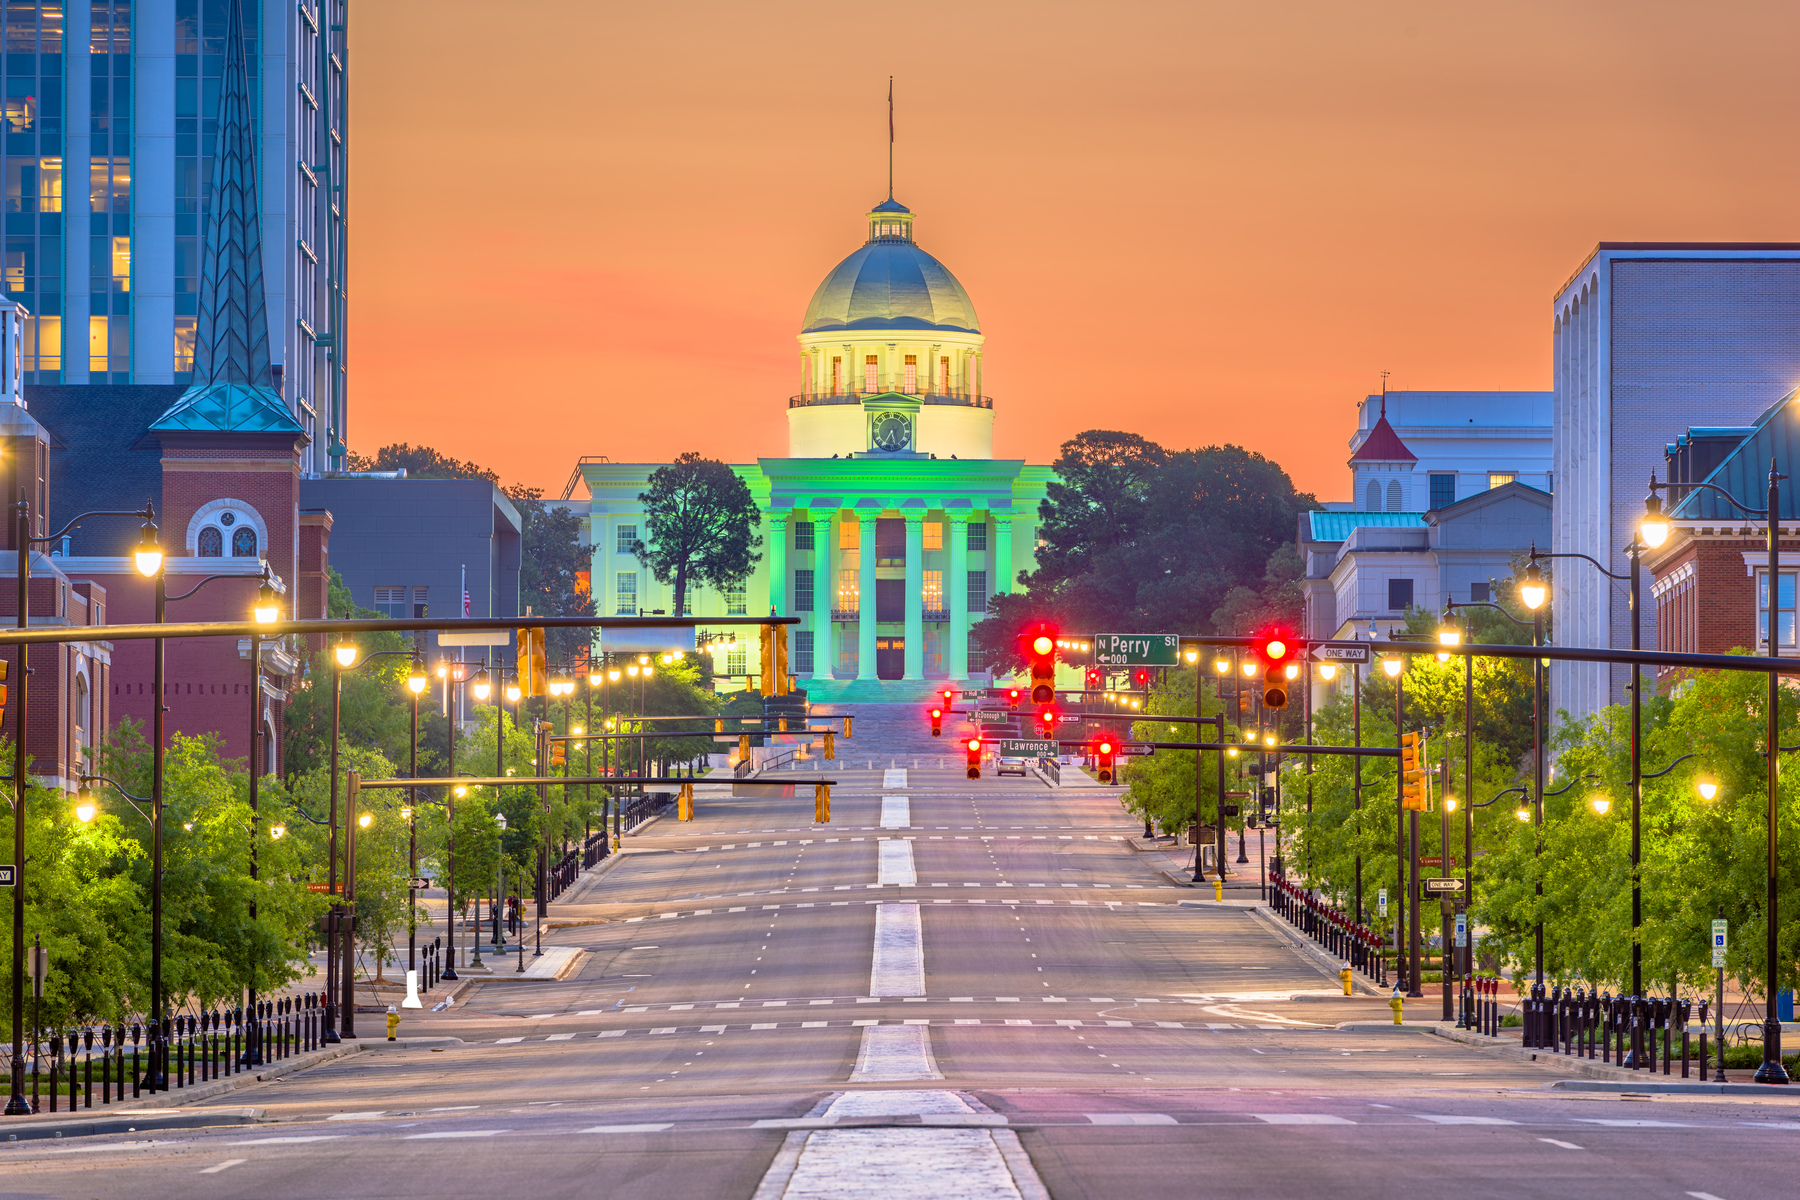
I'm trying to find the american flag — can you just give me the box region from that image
[463,589,472,618]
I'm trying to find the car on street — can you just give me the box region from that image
[997,755,1028,776]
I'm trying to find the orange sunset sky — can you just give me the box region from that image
[347,0,1800,504]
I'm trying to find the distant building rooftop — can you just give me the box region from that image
[1306,511,1426,542]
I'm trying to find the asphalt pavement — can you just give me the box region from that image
[5,740,1798,1198]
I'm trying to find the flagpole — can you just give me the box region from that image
[887,77,894,199]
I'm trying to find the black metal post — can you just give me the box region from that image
[5,490,28,1114]
[322,663,342,1043]
[245,629,262,1066]
[1757,461,1789,1084]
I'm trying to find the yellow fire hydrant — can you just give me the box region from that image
[1388,987,1404,1025]
[1213,878,1224,902]
[386,1004,400,1042]
[1340,965,1354,996]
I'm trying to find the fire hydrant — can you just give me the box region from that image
[1389,987,1405,1026]
[1213,878,1224,902]
[386,1004,400,1042]
[1340,964,1354,996]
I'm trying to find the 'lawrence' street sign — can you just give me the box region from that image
[1000,740,1057,757]
[1094,634,1179,667]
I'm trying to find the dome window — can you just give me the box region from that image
[903,355,917,394]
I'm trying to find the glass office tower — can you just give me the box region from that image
[1,0,346,473]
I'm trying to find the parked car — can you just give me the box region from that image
[997,755,1028,777]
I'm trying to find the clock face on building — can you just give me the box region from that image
[871,412,913,452]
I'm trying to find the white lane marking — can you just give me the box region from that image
[1687,1193,1728,1200]
[883,769,909,789]
[227,1136,346,1145]
[1412,1115,1518,1125]
[578,1123,674,1133]
[878,840,918,887]
[757,1089,1046,1200]
[1251,1114,1355,1125]
[326,1112,386,1121]
[403,1130,510,1140]
[1085,1113,1177,1125]
[881,796,912,828]
[1572,1119,1695,1128]
[494,1037,524,1044]
[199,1159,246,1174]
[851,1024,942,1082]
[870,902,925,997]
[545,1033,576,1041]
[427,1106,480,1112]
[1539,1138,1584,1150]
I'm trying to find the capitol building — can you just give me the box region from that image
[573,197,1050,698]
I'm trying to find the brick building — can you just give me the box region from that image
[1647,392,1800,685]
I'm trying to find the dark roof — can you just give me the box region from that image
[25,384,178,554]
[870,197,912,213]
[1671,389,1800,520]
[1349,412,1416,463]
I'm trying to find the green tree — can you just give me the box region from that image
[633,452,763,619]
[506,484,597,662]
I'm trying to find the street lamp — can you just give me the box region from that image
[472,668,492,702]
[1591,795,1612,816]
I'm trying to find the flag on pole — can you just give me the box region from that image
[463,589,471,618]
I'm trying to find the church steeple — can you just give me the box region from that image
[151,0,301,435]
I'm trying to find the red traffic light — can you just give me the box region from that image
[1020,622,1059,705]
[1132,668,1149,688]
[929,707,944,737]
[1097,740,1113,755]
[967,737,981,752]
[941,687,955,706]
[1007,687,1021,708]
[1254,628,1298,710]
[1095,739,1116,784]
[966,736,982,779]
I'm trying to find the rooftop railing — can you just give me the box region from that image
[789,390,993,410]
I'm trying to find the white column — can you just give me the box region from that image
[768,512,788,616]
[948,513,968,680]
[994,515,1014,598]
[903,514,924,680]
[814,511,834,678]
[857,512,877,680]
[133,0,177,381]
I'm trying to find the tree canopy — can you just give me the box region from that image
[634,452,763,619]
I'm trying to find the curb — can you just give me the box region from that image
[1248,905,1385,997]
[1421,1022,1758,1088]
[1548,1078,1800,1097]
[1,1106,268,1143]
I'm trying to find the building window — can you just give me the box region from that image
[374,587,409,619]
[197,527,223,557]
[831,356,842,393]
[939,356,950,394]
[1488,472,1516,490]
[1471,582,1490,602]
[616,572,638,615]
[967,522,987,552]
[864,355,879,393]
[232,528,258,558]
[412,586,430,618]
[616,524,637,555]
[727,644,747,676]
[794,569,814,613]
[173,317,196,375]
[1387,578,1414,611]
[840,519,860,550]
[793,630,815,675]
[838,643,858,675]
[922,521,942,551]
[924,630,942,674]
[903,355,917,393]
[74,674,91,772]
[725,582,747,617]
[1364,480,1381,512]
[967,570,989,615]
[923,569,944,614]
[968,648,989,674]
[1758,569,1796,649]
[837,569,859,613]
[1429,474,1456,509]
[794,520,814,551]
[1386,480,1403,511]
[875,519,905,567]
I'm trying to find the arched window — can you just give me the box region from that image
[1386,480,1402,511]
[198,527,223,556]
[232,527,257,557]
[74,673,90,769]
[1364,480,1381,512]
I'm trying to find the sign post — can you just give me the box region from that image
[1713,915,1728,1079]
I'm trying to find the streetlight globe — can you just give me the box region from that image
[1520,560,1548,611]
[407,657,429,695]
[1318,663,1338,681]
[400,806,413,821]
[1698,779,1719,801]
[334,636,359,669]
[572,724,584,736]
[453,785,467,798]
[505,683,522,704]
[1264,733,1277,748]
[1444,796,1458,813]
[607,669,620,682]
[1213,656,1231,675]
[627,664,639,678]
[644,664,655,677]
[75,800,96,824]
[1640,492,1671,549]
[1183,648,1199,665]
[270,823,286,840]
[1514,804,1532,823]
[253,578,281,624]
[1241,661,1258,678]
[495,812,508,831]
[1590,795,1611,816]
[472,668,492,701]
[1382,655,1404,679]
[449,660,470,684]
[1283,662,1300,680]
[133,522,164,578]
[588,671,603,687]
[1227,746,1239,758]
[358,812,372,828]
[434,660,449,680]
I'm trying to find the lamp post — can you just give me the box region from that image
[1644,465,1788,1085]
[1381,651,1413,994]
[245,570,282,1063]
[406,657,428,984]
[6,498,157,1116]
[73,777,161,1087]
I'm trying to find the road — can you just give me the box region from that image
[5,743,1798,1198]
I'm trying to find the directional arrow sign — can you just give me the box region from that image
[1421,877,1465,895]
[1309,641,1371,664]
[409,877,432,890]
[1000,740,1057,757]
[0,864,14,887]
[1118,744,1155,757]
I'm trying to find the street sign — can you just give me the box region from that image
[1378,888,1388,917]
[1712,918,1728,967]
[1093,634,1179,667]
[1422,877,1465,895]
[1309,641,1371,664]
[960,692,983,700]
[1119,744,1154,757]
[1000,740,1057,757]
[307,882,344,894]
[1454,912,1468,947]
[972,710,1007,723]
[1059,713,1083,723]
[1222,804,1240,817]
[0,864,14,886]
[409,877,432,890]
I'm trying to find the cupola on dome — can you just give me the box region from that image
[800,199,980,334]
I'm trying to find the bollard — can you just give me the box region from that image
[1389,986,1405,1026]
[1698,998,1709,1082]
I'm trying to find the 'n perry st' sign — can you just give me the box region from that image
[1094,634,1179,667]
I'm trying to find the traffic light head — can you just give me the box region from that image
[966,736,982,779]
[1007,687,1021,709]
[929,707,944,737]
[1020,623,1059,704]
[1086,668,1101,690]
[550,741,567,768]
[1038,707,1057,735]
[1095,738,1116,784]
[1132,668,1150,689]
[1255,628,1298,710]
